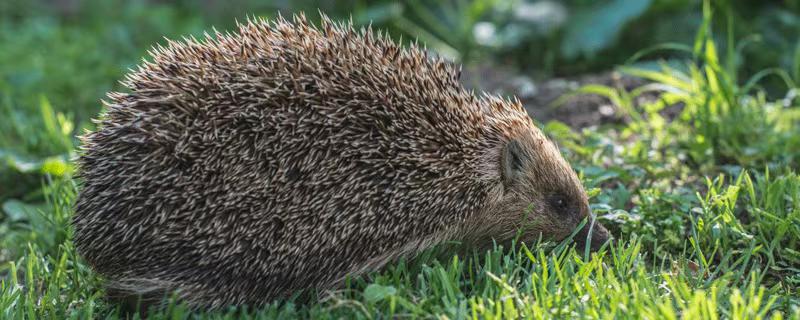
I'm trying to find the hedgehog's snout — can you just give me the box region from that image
[574,217,611,252]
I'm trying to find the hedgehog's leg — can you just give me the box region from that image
[104,277,176,315]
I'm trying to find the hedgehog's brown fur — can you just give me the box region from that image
[73,14,610,309]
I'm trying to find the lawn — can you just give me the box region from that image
[1,0,799,318]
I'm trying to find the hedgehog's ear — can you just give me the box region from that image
[501,138,526,187]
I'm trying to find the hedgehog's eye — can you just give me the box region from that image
[549,194,570,212]
[501,138,526,188]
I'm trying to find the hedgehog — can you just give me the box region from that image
[73,14,610,310]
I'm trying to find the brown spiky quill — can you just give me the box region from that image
[73,14,609,310]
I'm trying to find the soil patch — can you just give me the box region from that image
[461,65,674,129]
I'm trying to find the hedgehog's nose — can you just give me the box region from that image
[574,218,611,252]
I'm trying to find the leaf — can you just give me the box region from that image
[38,95,74,151]
[2,199,40,222]
[363,284,397,303]
[355,2,403,25]
[1,149,41,173]
[561,0,653,59]
[0,149,72,176]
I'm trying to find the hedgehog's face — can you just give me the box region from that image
[473,130,610,251]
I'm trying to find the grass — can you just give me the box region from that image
[2,172,799,318]
[1,0,800,319]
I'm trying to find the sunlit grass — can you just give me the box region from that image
[1,173,798,318]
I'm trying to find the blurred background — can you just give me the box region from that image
[1,0,799,203]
